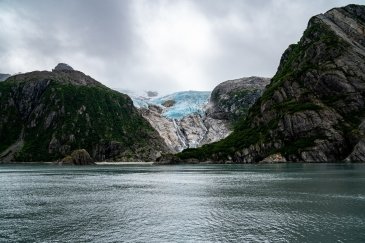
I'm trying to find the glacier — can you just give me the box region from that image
[124,77,269,153]
[128,90,229,152]
[131,91,211,120]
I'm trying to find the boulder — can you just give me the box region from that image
[260,153,287,163]
[162,100,176,107]
[60,149,94,165]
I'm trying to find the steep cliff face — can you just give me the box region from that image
[0,64,168,162]
[207,77,270,121]
[137,78,268,153]
[173,4,365,163]
[140,104,230,152]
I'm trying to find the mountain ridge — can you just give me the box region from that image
[0,64,168,162]
[160,4,365,164]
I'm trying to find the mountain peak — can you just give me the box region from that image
[8,65,102,87]
[173,4,365,163]
[53,63,74,72]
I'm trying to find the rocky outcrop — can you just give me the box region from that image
[260,153,287,163]
[53,63,74,72]
[0,64,168,162]
[60,149,94,165]
[175,4,365,163]
[140,104,230,153]
[207,77,270,121]
[162,100,176,107]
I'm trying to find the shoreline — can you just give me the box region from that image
[95,162,154,165]
[1,161,364,166]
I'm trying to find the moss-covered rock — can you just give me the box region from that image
[60,149,94,165]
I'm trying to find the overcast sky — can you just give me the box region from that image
[0,0,362,95]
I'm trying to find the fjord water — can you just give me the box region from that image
[1,164,365,242]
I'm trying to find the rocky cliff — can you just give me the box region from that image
[207,77,270,121]
[0,64,168,162]
[170,4,365,163]
[140,104,230,152]
[137,79,268,153]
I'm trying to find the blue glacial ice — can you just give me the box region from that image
[130,91,211,120]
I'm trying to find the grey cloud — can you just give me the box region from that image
[10,0,135,58]
[0,0,363,94]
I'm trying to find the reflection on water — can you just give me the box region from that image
[0,163,365,242]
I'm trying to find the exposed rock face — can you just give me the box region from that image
[162,100,176,107]
[140,104,230,153]
[60,149,94,165]
[207,77,270,121]
[178,114,230,148]
[53,63,74,72]
[140,105,184,152]
[260,153,287,163]
[138,78,268,153]
[175,4,365,163]
[0,65,168,162]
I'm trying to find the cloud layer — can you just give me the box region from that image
[0,0,362,94]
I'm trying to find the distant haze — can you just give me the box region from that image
[0,0,362,95]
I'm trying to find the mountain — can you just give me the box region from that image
[0,64,168,162]
[0,73,11,82]
[136,91,229,152]
[207,77,270,121]
[134,80,268,152]
[164,4,365,163]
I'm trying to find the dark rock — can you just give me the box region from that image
[155,154,182,165]
[207,77,270,121]
[60,149,94,165]
[53,63,74,72]
[162,100,176,107]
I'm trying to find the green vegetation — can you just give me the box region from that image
[0,83,23,153]
[261,17,349,103]
[218,89,262,121]
[0,78,161,161]
[178,116,277,161]
[280,137,318,157]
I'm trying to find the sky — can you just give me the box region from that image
[0,0,363,95]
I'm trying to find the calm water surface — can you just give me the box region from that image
[1,163,365,242]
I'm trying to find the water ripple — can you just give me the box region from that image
[0,164,365,242]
